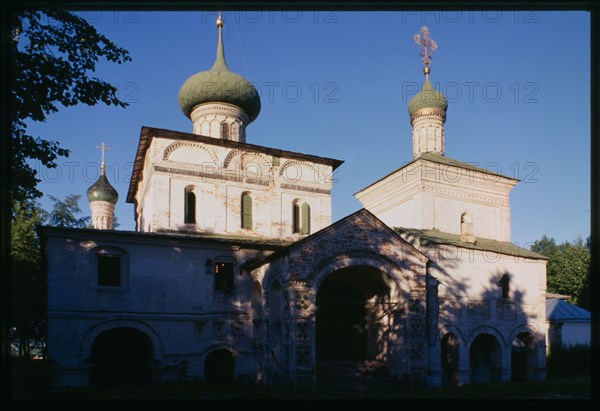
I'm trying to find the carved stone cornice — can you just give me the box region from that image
[153,164,270,186]
[90,201,116,211]
[280,183,330,195]
[190,103,249,124]
[410,107,446,124]
[420,184,510,206]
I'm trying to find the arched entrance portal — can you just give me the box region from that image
[204,349,234,384]
[90,327,153,387]
[316,266,393,361]
[470,333,503,384]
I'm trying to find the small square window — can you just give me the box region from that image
[98,255,121,287]
[215,262,234,293]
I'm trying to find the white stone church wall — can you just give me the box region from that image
[425,243,547,338]
[45,233,276,386]
[356,160,516,242]
[135,136,334,239]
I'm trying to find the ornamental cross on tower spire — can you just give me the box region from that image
[413,26,438,80]
[96,142,111,174]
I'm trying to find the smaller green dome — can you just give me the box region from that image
[408,79,448,117]
[87,174,118,204]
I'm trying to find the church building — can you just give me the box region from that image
[40,19,548,389]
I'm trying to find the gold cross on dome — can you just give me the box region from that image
[96,142,112,172]
[413,26,438,79]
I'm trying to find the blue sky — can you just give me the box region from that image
[27,10,590,248]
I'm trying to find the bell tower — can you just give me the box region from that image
[408,27,448,158]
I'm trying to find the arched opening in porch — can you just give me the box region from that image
[470,333,503,384]
[315,266,396,361]
[90,327,153,387]
[204,349,235,384]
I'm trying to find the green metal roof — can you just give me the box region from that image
[395,227,548,260]
[178,25,261,123]
[87,174,118,204]
[408,79,448,116]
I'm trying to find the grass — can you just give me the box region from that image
[9,369,591,400]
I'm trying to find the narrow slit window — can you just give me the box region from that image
[301,202,311,235]
[215,262,234,293]
[292,202,301,234]
[185,187,196,224]
[241,192,252,229]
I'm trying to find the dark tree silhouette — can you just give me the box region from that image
[47,194,90,228]
[8,9,132,201]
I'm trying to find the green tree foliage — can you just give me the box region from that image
[531,235,591,309]
[9,9,131,201]
[10,200,48,357]
[47,194,90,228]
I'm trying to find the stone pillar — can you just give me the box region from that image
[407,290,427,385]
[90,200,115,230]
[499,363,512,383]
[457,344,470,385]
[289,284,316,389]
[426,274,442,387]
[531,335,547,382]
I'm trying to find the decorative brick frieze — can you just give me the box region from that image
[280,183,331,195]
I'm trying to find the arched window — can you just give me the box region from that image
[220,122,229,140]
[301,202,311,235]
[292,200,301,234]
[241,192,252,229]
[292,200,311,235]
[184,186,196,224]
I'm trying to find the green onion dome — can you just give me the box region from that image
[87,173,118,204]
[178,17,261,123]
[408,79,448,117]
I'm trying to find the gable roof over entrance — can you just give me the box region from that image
[247,209,428,272]
[247,209,430,291]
